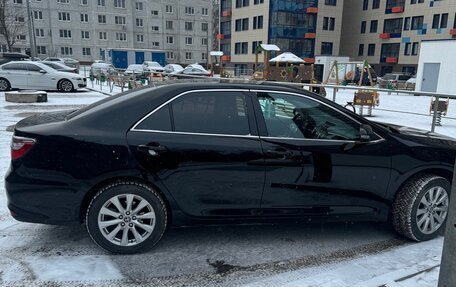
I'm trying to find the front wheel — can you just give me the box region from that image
[0,78,11,91]
[58,79,74,92]
[86,181,168,254]
[392,174,450,241]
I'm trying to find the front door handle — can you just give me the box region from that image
[266,148,293,159]
[137,144,167,156]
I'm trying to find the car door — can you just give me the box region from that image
[24,63,49,89]
[127,89,265,218]
[252,90,392,218]
[1,62,29,88]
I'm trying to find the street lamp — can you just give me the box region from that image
[201,17,209,68]
[25,0,36,59]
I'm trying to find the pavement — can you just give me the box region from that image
[0,87,447,287]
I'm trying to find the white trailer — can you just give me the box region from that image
[416,40,456,94]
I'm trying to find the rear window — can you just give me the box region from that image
[398,75,412,81]
[383,74,397,80]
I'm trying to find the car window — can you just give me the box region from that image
[398,75,411,81]
[136,104,172,131]
[383,74,396,80]
[2,63,27,71]
[171,91,250,135]
[257,92,361,141]
[23,63,42,72]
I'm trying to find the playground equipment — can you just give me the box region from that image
[349,90,380,116]
[253,44,281,80]
[209,51,224,77]
[429,97,450,126]
[324,60,376,87]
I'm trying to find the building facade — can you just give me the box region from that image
[341,0,456,75]
[1,0,213,65]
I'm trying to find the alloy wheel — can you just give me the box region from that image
[416,186,449,235]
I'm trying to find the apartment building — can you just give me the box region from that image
[218,0,344,73]
[341,0,456,75]
[2,0,212,65]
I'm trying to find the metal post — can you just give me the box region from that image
[332,88,337,102]
[431,96,440,132]
[25,0,36,58]
[437,158,456,287]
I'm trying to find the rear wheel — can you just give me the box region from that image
[392,174,450,241]
[86,181,168,254]
[0,78,11,91]
[58,79,74,92]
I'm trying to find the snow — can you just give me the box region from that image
[0,85,453,286]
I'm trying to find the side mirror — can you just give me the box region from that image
[39,69,47,74]
[359,124,373,142]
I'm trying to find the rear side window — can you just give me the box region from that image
[171,91,250,135]
[23,63,41,72]
[2,63,26,71]
[136,104,172,131]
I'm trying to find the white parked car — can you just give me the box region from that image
[0,61,86,92]
[44,57,80,69]
[164,64,184,74]
[143,61,164,73]
[124,64,144,76]
[90,62,117,77]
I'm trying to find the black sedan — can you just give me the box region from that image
[5,82,455,253]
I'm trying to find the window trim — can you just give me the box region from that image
[131,89,256,138]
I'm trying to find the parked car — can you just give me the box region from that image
[171,66,210,78]
[5,82,455,254]
[124,64,145,77]
[90,62,117,78]
[0,52,30,65]
[42,61,78,73]
[405,76,416,91]
[163,64,184,74]
[0,61,86,92]
[44,57,80,69]
[143,61,164,73]
[378,73,413,89]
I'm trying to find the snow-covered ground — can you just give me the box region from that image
[0,85,452,286]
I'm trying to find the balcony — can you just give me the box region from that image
[379,33,390,39]
[305,33,316,39]
[391,6,404,13]
[221,55,231,62]
[306,7,318,14]
[304,58,315,63]
[450,29,456,35]
[386,57,398,63]
[216,34,225,40]
[222,10,231,17]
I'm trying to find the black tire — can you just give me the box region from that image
[86,180,168,254]
[58,79,74,92]
[0,78,11,91]
[392,174,450,241]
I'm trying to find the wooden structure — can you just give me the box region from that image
[209,51,224,76]
[254,44,280,80]
[352,90,380,116]
[324,60,375,87]
[429,97,450,126]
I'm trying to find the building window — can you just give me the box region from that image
[13,0,23,3]
[384,18,403,33]
[185,37,193,45]
[80,13,89,22]
[454,13,456,29]
[58,12,71,21]
[253,0,264,4]
[321,42,333,55]
[135,2,143,10]
[411,42,419,55]
[57,0,69,3]
[35,28,45,38]
[361,21,366,33]
[59,29,72,38]
[372,0,380,9]
[234,42,248,54]
[114,0,125,8]
[358,44,364,56]
[82,47,91,56]
[370,20,378,33]
[323,17,335,31]
[81,31,90,39]
[152,42,159,47]
[136,34,144,43]
[441,13,448,29]
[404,17,410,30]
[166,36,174,44]
[252,41,262,53]
[99,31,107,40]
[404,42,411,55]
[166,5,173,13]
[151,26,159,31]
[36,46,47,55]
[201,38,208,45]
[185,52,193,60]
[411,16,424,30]
[80,0,88,5]
[115,16,126,25]
[410,0,424,4]
[202,22,208,31]
[253,16,263,29]
[432,14,440,29]
[185,22,193,31]
[185,6,194,15]
[363,0,368,10]
[16,35,26,41]
[115,32,127,41]
[98,0,106,6]
[202,8,208,16]
[15,16,25,23]
[136,18,144,27]
[236,0,249,8]
[98,15,106,24]
[368,44,375,56]
[33,11,43,20]
[167,52,175,59]
[235,18,249,31]
[166,21,173,29]
[325,0,336,6]
[151,10,158,15]
[60,47,73,56]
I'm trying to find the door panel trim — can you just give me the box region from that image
[130,129,259,139]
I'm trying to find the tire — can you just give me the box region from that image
[86,180,168,254]
[58,79,74,92]
[0,78,11,91]
[392,174,450,241]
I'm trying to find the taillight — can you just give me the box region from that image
[11,136,36,160]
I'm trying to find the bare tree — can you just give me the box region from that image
[0,0,25,52]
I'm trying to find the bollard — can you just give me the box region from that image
[431,96,440,132]
[437,157,456,287]
[332,88,337,102]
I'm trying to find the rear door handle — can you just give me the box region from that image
[137,144,167,156]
